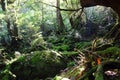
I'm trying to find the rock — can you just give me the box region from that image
[70,30,82,42]
[10,50,67,80]
[14,51,21,57]
[40,23,55,36]
[69,6,117,40]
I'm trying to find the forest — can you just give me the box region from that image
[0,0,120,80]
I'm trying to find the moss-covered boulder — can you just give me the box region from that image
[10,50,67,80]
[96,47,120,60]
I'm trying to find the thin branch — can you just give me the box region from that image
[39,1,82,11]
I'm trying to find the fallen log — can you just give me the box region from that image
[79,61,120,80]
[95,61,120,80]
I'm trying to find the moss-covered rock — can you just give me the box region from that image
[96,47,120,60]
[10,50,67,80]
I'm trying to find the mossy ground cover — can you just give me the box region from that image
[0,50,67,80]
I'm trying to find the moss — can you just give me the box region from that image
[9,50,67,80]
[96,47,120,59]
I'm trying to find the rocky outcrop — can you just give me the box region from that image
[69,6,117,40]
[80,0,120,42]
[80,0,120,17]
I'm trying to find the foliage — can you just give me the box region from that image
[63,51,78,57]
[0,64,16,80]
[30,33,46,50]
[0,0,49,52]
[53,44,69,51]
[75,42,91,50]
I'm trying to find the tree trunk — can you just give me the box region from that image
[0,0,6,11]
[5,18,19,49]
[56,0,65,35]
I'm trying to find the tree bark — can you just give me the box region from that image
[56,0,65,35]
[1,0,6,11]
[5,18,19,49]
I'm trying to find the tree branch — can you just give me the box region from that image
[39,1,82,11]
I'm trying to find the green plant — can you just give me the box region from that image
[75,42,91,50]
[52,44,69,51]
[0,64,15,80]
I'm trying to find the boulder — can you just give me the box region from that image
[69,6,117,40]
[10,50,67,80]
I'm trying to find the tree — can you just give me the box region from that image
[0,0,20,49]
[0,0,6,11]
[56,0,65,34]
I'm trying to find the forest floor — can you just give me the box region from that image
[0,34,120,80]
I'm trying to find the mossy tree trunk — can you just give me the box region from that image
[79,61,120,80]
[5,18,20,49]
